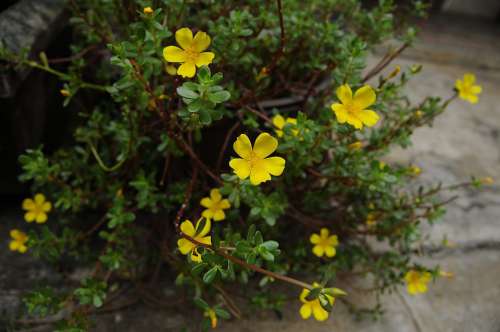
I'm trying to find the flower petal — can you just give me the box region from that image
[42,202,52,213]
[34,194,45,204]
[18,245,28,253]
[177,62,196,78]
[471,85,482,94]
[196,218,211,237]
[175,27,193,49]
[345,114,363,129]
[177,238,195,254]
[213,209,225,221]
[229,158,251,179]
[22,198,34,210]
[35,213,47,224]
[325,246,336,257]
[233,134,252,159]
[336,84,352,105]
[200,197,212,208]
[10,229,20,239]
[312,302,329,321]
[163,46,187,62]
[262,157,285,176]
[463,73,475,85]
[195,52,215,67]
[310,233,320,244]
[320,228,329,238]
[202,209,214,219]
[24,212,36,223]
[272,115,285,130]
[180,220,196,236]
[210,189,222,202]
[9,241,19,251]
[353,85,376,109]
[331,103,348,123]
[357,109,379,127]
[299,303,312,319]
[312,245,324,257]
[220,199,231,209]
[253,133,278,158]
[192,31,211,52]
[249,163,271,185]
[198,235,212,246]
[299,288,310,303]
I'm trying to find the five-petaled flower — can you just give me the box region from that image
[272,114,298,137]
[200,189,231,221]
[455,73,481,104]
[22,193,52,224]
[9,229,28,253]
[163,27,215,78]
[143,7,153,14]
[404,270,432,295]
[331,84,379,129]
[229,133,285,185]
[177,218,212,262]
[299,282,334,321]
[310,228,338,258]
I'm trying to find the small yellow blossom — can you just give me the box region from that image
[404,270,432,295]
[256,66,269,81]
[163,27,215,78]
[366,213,377,227]
[331,84,379,130]
[272,114,298,137]
[177,218,212,262]
[143,6,153,14]
[299,282,334,321]
[455,73,481,104]
[200,189,231,221]
[348,141,363,150]
[165,64,177,76]
[229,133,285,185]
[415,110,423,118]
[22,193,51,224]
[9,229,28,253]
[204,309,218,328]
[409,165,421,176]
[310,228,338,258]
[480,177,494,185]
[60,89,70,97]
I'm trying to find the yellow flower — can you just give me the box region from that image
[409,166,421,176]
[165,64,177,76]
[366,213,377,227]
[348,141,363,150]
[415,110,423,118]
[177,218,212,262]
[299,282,334,321]
[143,6,153,14]
[272,115,298,137]
[404,270,432,295]
[480,176,494,185]
[22,193,51,224]
[9,229,28,253]
[455,73,481,104]
[229,133,286,186]
[60,89,70,97]
[310,228,338,258]
[331,84,379,130]
[200,189,231,221]
[163,27,215,78]
[204,309,218,328]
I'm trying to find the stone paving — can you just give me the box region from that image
[2,14,500,332]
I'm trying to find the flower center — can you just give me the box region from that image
[184,47,198,62]
[248,152,262,168]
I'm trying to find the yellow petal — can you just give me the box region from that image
[467,94,478,104]
[353,85,376,109]
[312,302,329,321]
[198,235,212,246]
[336,84,352,105]
[310,233,320,244]
[249,163,271,185]
[357,109,379,127]
[165,64,177,75]
[34,193,45,204]
[262,157,285,176]
[299,288,310,302]
[213,209,225,221]
[177,238,195,254]
[331,104,348,123]
[202,209,214,219]
[180,220,196,236]
[195,52,215,67]
[345,114,363,129]
[210,189,221,202]
[196,218,211,237]
[42,201,52,213]
[219,199,231,209]
[24,212,36,223]
[192,31,211,52]
[312,245,324,257]
[455,80,463,91]
[253,133,278,159]
[163,46,187,62]
[320,228,329,238]
[407,283,418,295]
[200,197,213,208]
[328,235,338,246]
[299,303,312,319]
[175,27,193,50]
[325,246,336,257]
[471,85,482,94]
[22,198,35,210]
[463,73,475,85]
[272,115,285,130]
[35,213,48,224]
[9,241,19,251]
[233,134,252,159]
[10,229,20,239]
[177,62,196,78]
[191,248,203,262]
[18,245,28,253]
[229,158,251,180]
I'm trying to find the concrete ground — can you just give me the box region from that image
[2,14,500,332]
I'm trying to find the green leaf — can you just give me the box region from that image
[203,267,218,284]
[208,91,231,103]
[193,297,210,310]
[177,86,199,99]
